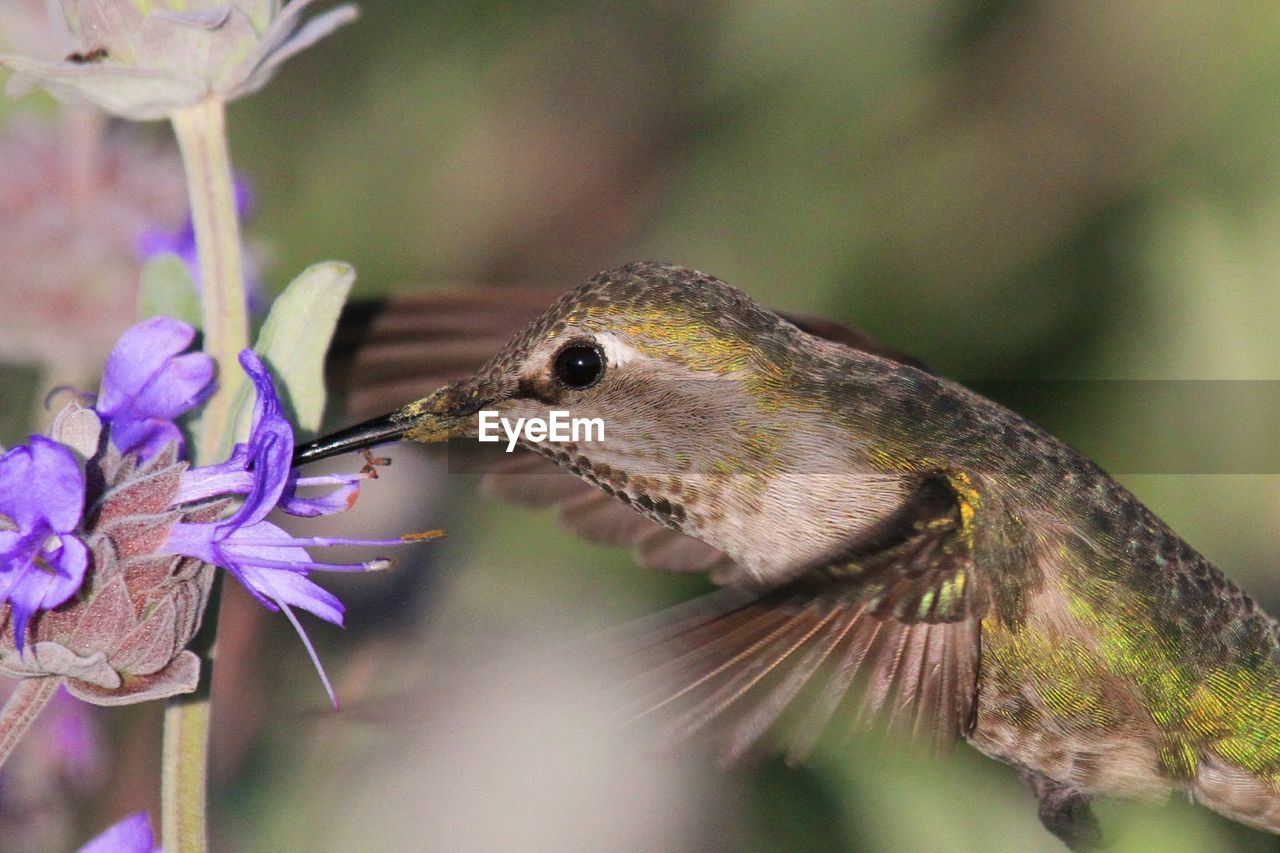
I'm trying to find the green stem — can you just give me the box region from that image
[162,96,250,853]
[0,677,58,773]
[161,573,222,853]
[170,98,250,466]
[161,695,211,850]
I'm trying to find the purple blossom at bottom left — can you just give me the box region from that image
[78,811,157,853]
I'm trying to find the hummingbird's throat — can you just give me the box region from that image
[530,442,691,532]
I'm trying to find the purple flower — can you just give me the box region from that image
[0,319,434,708]
[0,437,89,652]
[78,811,157,853]
[164,350,427,705]
[96,317,215,461]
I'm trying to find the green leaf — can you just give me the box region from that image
[137,253,201,327]
[250,261,356,439]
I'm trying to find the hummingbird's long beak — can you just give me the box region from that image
[291,384,489,467]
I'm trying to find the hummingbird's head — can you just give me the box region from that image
[296,261,830,522]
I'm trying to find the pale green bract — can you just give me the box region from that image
[0,0,358,120]
[179,261,355,462]
[252,260,354,436]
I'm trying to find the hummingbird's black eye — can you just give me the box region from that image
[553,342,606,390]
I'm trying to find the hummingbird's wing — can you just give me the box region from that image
[328,288,560,415]
[624,470,986,760]
[328,289,928,577]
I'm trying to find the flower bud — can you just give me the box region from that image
[0,406,215,705]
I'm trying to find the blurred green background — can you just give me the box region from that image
[7,0,1280,850]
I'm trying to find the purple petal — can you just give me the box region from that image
[78,811,156,853]
[28,436,86,533]
[128,351,216,420]
[239,565,344,625]
[162,520,219,566]
[0,444,37,528]
[240,350,285,427]
[0,567,36,652]
[1,535,89,651]
[279,472,360,517]
[107,419,185,463]
[166,519,345,624]
[50,687,103,784]
[0,530,40,578]
[234,179,254,218]
[174,444,252,504]
[220,428,290,530]
[139,180,251,289]
[216,351,293,529]
[42,534,91,609]
[219,518,346,625]
[97,317,199,415]
[137,226,187,262]
[221,520,314,565]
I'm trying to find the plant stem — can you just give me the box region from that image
[170,98,250,466]
[0,677,57,773]
[162,573,221,853]
[163,96,249,853]
[161,695,210,850]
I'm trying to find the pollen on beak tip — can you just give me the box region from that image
[402,529,446,542]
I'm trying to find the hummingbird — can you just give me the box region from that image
[295,261,1280,850]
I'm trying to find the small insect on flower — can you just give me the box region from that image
[1,0,361,121]
[65,48,108,64]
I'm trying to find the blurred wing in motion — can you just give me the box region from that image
[623,471,988,762]
[328,288,556,415]
[326,288,930,577]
